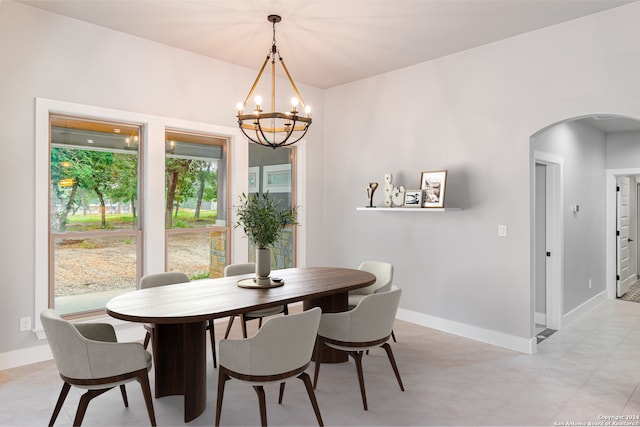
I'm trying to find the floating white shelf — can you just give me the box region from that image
[356,207,461,212]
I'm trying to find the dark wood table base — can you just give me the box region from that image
[153,321,207,422]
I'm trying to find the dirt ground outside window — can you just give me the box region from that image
[55,233,211,296]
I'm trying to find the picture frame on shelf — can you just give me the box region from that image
[420,170,447,208]
[403,189,423,207]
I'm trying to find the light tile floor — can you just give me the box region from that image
[3,298,640,426]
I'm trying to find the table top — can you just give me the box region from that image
[106,267,375,324]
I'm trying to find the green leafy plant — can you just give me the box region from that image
[190,272,210,280]
[234,192,297,249]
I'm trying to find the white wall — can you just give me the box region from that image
[0,0,324,356]
[322,1,640,344]
[532,121,607,313]
[607,131,640,168]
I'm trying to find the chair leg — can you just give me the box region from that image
[381,342,404,391]
[241,314,248,338]
[298,372,324,426]
[119,384,128,407]
[143,331,151,349]
[224,315,235,339]
[208,319,217,368]
[253,385,268,427]
[278,382,285,404]
[258,317,263,328]
[137,371,157,426]
[73,388,111,426]
[313,337,324,389]
[49,382,71,427]
[283,304,289,315]
[215,369,231,427]
[391,329,397,342]
[348,351,368,410]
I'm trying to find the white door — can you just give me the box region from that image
[617,176,634,296]
[534,163,547,326]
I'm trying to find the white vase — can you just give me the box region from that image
[255,248,271,286]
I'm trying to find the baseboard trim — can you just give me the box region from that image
[396,308,536,354]
[0,344,53,370]
[561,291,606,328]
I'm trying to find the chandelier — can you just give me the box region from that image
[236,15,312,148]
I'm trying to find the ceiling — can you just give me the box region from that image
[16,0,637,89]
[16,0,640,133]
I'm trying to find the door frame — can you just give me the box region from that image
[606,168,640,299]
[615,175,634,297]
[533,151,563,333]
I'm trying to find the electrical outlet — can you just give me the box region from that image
[19,317,31,332]
[498,225,508,237]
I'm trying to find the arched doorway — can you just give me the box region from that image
[531,114,640,342]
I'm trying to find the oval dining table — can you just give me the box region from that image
[106,266,375,422]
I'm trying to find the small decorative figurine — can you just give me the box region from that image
[383,173,393,207]
[366,182,379,207]
[392,185,406,207]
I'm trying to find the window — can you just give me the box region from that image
[248,143,297,268]
[49,114,142,315]
[165,129,230,278]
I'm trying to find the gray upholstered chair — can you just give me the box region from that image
[223,263,288,338]
[215,307,324,426]
[313,287,404,410]
[40,309,156,426]
[348,261,396,342]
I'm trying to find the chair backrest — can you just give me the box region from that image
[40,309,95,379]
[353,261,393,295]
[139,271,189,289]
[224,263,255,277]
[321,287,401,343]
[220,307,321,376]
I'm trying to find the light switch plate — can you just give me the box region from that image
[498,225,507,237]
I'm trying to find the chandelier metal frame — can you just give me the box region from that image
[236,15,312,148]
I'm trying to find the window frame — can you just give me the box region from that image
[48,113,144,317]
[163,128,231,277]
